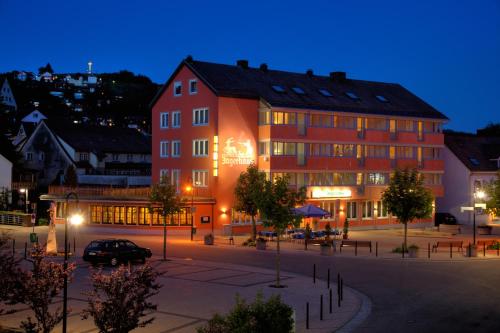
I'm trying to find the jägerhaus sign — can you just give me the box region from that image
[221,137,254,166]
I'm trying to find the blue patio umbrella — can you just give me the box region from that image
[292,204,331,218]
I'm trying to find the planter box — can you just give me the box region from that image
[466,245,478,257]
[438,224,461,234]
[320,245,331,256]
[256,240,267,250]
[477,226,492,235]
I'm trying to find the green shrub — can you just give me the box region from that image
[392,244,418,253]
[197,293,293,333]
[37,218,49,226]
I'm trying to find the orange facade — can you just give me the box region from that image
[152,65,445,233]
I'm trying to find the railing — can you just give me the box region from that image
[0,211,31,226]
[11,182,36,190]
[47,186,214,199]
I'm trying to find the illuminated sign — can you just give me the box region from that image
[310,187,352,198]
[221,137,254,166]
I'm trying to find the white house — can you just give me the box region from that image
[437,132,500,225]
[0,79,17,111]
[0,153,13,190]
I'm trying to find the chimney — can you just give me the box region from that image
[185,55,194,63]
[260,63,268,71]
[236,59,249,69]
[330,71,347,82]
[306,69,314,77]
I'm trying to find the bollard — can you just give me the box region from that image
[337,273,340,297]
[468,243,471,257]
[402,243,405,258]
[497,244,499,257]
[340,278,344,301]
[376,242,378,257]
[450,243,452,259]
[320,294,323,321]
[483,244,486,257]
[313,264,316,284]
[355,241,358,256]
[327,268,330,289]
[306,302,309,329]
[24,242,27,259]
[12,239,15,255]
[428,243,430,259]
[74,236,76,254]
[329,288,332,314]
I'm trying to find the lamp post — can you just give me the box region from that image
[186,185,194,241]
[63,192,84,333]
[19,188,28,213]
[472,189,486,246]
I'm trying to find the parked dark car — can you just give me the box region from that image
[83,239,152,266]
[434,212,457,226]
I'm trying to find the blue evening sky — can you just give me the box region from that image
[1,0,499,132]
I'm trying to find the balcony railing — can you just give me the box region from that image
[47,186,214,199]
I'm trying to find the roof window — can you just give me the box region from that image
[272,85,286,93]
[469,158,480,166]
[319,89,333,97]
[376,95,388,103]
[345,92,360,100]
[292,87,305,95]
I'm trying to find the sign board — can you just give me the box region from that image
[475,203,486,209]
[31,213,36,225]
[310,187,352,199]
[221,137,254,166]
[200,216,210,224]
[461,206,473,212]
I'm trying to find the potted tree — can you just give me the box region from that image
[256,237,267,250]
[408,244,419,258]
[342,218,349,240]
[204,233,214,245]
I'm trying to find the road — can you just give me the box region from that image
[5,226,500,333]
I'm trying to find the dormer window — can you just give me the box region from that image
[174,81,182,96]
[292,87,305,95]
[319,89,333,97]
[376,95,388,103]
[272,85,286,93]
[345,92,360,100]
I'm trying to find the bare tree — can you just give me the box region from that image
[82,264,162,333]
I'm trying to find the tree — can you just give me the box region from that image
[197,293,293,333]
[64,165,78,187]
[81,264,162,333]
[13,245,75,333]
[234,164,266,240]
[382,168,433,251]
[149,175,184,260]
[485,171,500,218]
[257,176,306,287]
[38,63,54,74]
[0,232,22,315]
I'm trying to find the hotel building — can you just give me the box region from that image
[150,57,447,233]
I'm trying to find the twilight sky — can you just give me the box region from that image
[1,0,499,132]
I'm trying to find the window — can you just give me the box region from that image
[365,145,387,158]
[272,142,296,156]
[139,207,151,225]
[171,169,181,192]
[292,87,305,94]
[114,206,125,224]
[259,109,271,125]
[56,202,67,218]
[272,111,296,125]
[102,206,113,224]
[424,173,442,185]
[160,141,169,157]
[26,152,33,161]
[172,140,181,157]
[375,95,388,103]
[367,173,388,185]
[172,111,181,128]
[112,154,119,161]
[160,169,169,180]
[423,147,441,160]
[258,141,270,155]
[469,158,480,166]
[193,170,208,187]
[174,81,182,96]
[160,112,169,128]
[397,119,414,132]
[366,118,387,130]
[362,201,373,219]
[310,114,332,127]
[126,207,138,225]
[189,79,198,94]
[396,146,414,159]
[193,139,209,156]
[80,152,89,161]
[319,89,333,97]
[91,206,102,223]
[376,201,388,218]
[347,202,357,219]
[38,152,45,161]
[271,85,285,93]
[193,108,209,125]
[309,143,331,157]
[345,92,360,100]
[333,144,355,157]
[335,115,356,129]
[127,154,133,161]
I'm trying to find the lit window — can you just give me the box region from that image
[272,85,285,93]
[172,111,181,128]
[193,170,209,187]
[376,95,388,103]
[346,201,357,219]
[160,141,169,157]
[345,92,360,100]
[189,79,198,94]
[292,87,305,95]
[362,201,373,219]
[319,89,333,97]
[160,112,169,128]
[80,153,89,161]
[172,140,181,157]
[193,139,209,156]
[173,81,182,96]
[193,108,209,125]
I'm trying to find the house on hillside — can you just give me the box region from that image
[20,110,48,124]
[436,132,500,225]
[1,79,17,111]
[0,153,12,190]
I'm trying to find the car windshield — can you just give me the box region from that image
[87,241,104,250]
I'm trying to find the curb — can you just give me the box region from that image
[335,286,372,333]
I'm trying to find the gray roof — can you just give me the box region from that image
[152,57,448,120]
[445,132,500,171]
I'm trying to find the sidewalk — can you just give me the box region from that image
[0,256,369,333]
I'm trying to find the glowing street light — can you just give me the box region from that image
[19,188,28,213]
[472,189,486,246]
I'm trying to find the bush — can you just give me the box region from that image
[242,238,256,247]
[392,244,419,253]
[197,293,293,333]
[37,218,49,226]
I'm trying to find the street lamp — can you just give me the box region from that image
[185,185,194,241]
[472,189,486,246]
[19,188,28,213]
[63,192,83,333]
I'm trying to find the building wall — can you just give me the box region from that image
[0,154,12,189]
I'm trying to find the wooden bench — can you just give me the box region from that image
[432,241,463,252]
[340,240,372,254]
